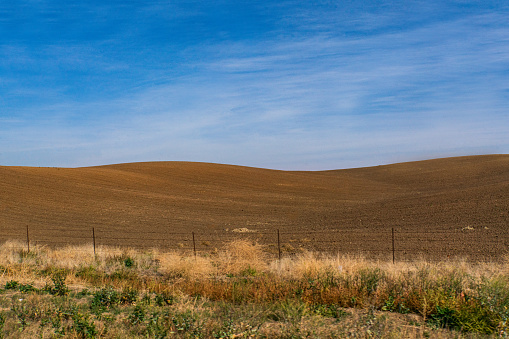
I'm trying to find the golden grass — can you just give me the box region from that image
[215,239,268,275]
[1,240,507,284]
[1,240,508,338]
[270,251,343,279]
[158,252,214,278]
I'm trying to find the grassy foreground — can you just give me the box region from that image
[0,240,508,338]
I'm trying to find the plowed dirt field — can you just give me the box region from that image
[1,155,508,261]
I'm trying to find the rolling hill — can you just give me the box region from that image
[1,155,508,258]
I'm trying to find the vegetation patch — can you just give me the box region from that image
[0,240,507,338]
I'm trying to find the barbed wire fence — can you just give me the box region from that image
[1,224,507,262]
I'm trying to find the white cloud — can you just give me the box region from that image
[1,6,508,169]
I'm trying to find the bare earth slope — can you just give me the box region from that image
[1,155,508,259]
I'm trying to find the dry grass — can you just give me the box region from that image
[0,240,507,287]
[158,252,214,279]
[270,250,344,279]
[215,239,268,275]
[0,240,508,338]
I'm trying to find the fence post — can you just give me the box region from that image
[392,228,395,264]
[192,232,196,258]
[277,229,281,261]
[92,227,96,256]
[26,225,30,253]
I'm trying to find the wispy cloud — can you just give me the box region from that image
[0,2,508,169]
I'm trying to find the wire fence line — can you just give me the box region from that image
[0,225,507,262]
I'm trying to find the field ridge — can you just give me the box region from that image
[1,155,508,258]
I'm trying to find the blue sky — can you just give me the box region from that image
[1,1,508,170]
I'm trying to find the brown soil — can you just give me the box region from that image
[1,155,508,260]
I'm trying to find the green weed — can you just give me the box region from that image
[91,287,119,309]
[119,287,138,305]
[4,280,18,290]
[72,312,97,338]
[49,272,69,296]
[313,303,349,320]
[128,305,145,326]
[124,256,135,268]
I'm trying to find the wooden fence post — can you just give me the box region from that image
[392,228,395,264]
[277,229,281,261]
[92,227,96,256]
[26,225,30,253]
[192,232,196,258]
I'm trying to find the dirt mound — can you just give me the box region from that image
[1,155,508,260]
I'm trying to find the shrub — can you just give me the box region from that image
[50,273,69,296]
[91,287,119,308]
[428,305,459,330]
[455,303,499,334]
[4,280,18,290]
[124,257,135,268]
[119,287,138,305]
